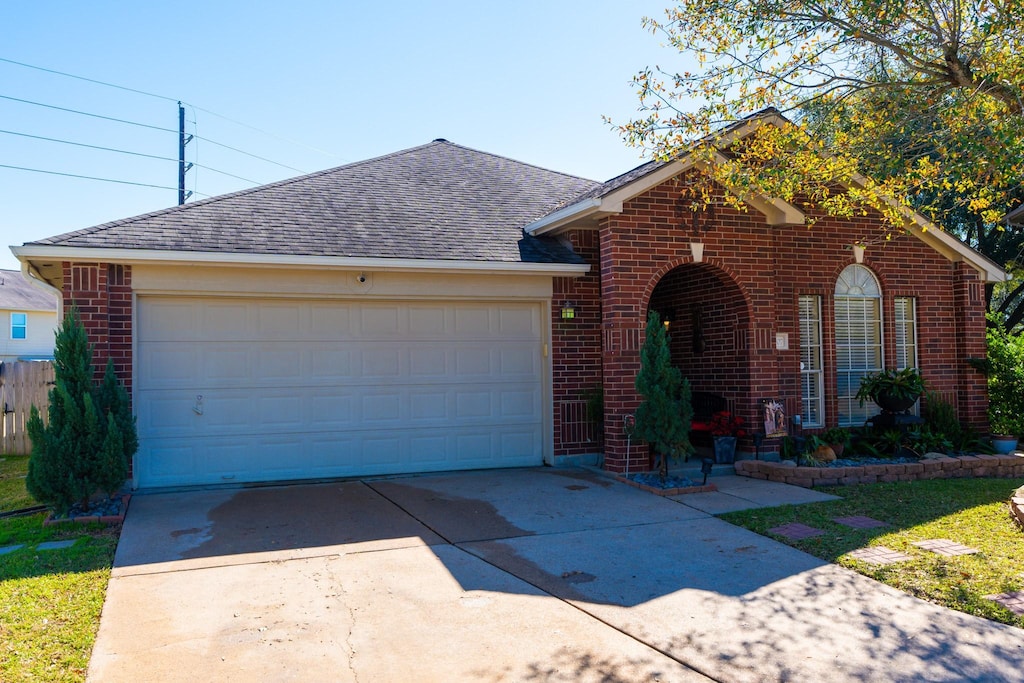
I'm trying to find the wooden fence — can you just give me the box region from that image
[1,361,54,455]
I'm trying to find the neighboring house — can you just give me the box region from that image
[0,268,58,362]
[12,112,1005,489]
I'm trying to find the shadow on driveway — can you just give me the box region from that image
[99,467,1024,683]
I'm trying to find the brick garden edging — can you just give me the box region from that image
[616,476,717,497]
[1011,485,1024,531]
[43,494,131,526]
[734,454,1024,489]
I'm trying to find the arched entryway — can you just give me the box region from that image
[647,262,753,457]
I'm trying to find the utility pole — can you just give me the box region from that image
[178,101,193,205]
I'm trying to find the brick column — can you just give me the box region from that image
[953,263,988,430]
[62,262,133,392]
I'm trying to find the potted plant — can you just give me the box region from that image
[709,410,746,464]
[855,367,926,413]
[979,316,1024,454]
[819,426,850,458]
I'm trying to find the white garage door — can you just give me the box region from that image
[135,296,545,488]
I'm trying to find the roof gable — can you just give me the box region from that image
[527,110,1006,283]
[0,269,58,312]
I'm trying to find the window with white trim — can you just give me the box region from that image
[835,265,882,426]
[798,295,823,427]
[894,297,917,369]
[10,312,26,340]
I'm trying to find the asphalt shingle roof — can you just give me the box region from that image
[29,141,600,265]
[0,269,58,311]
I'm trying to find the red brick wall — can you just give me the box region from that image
[61,262,133,391]
[552,230,604,455]
[649,263,752,407]
[549,174,992,470]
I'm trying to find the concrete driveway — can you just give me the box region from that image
[89,467,1024,682]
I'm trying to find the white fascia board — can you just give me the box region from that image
[599,159,696,209]
[15,262,62,314]
[845,172,1008,283]
[704,151,806,226]
[11,245,591,277]
[525,198,604,236]
[526,115,795,238]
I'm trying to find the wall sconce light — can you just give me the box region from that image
[661,308,676,331]
[853,244,865,264]
[560,303,576,320]
[690,242,705,263]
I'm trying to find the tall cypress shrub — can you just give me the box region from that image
[633,310,693,480]
[26,309,137,514]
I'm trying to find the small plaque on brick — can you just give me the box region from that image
[833,515,889,529]
[911,539,979,557]
[847,546,911,565]
[767,522,825,540]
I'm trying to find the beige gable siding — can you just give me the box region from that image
[0,309,57,362]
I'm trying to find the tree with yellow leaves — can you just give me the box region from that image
[619,1,1024,321]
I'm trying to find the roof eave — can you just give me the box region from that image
[845,172,1008,284]
[526,112,805,237]
[12,246,591,285]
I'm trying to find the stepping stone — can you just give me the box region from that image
[0,544,24,556]
[985,591,1024,615]
[833,515,889,529]
[847,546,912,565]
[36,540,77,551]
[767,522,825,540]
[911,539,979,557]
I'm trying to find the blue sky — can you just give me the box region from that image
[1,1,694,271]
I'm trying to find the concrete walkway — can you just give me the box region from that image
[88,467,1024,682]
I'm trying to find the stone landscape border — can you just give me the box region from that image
[1011,485,1024,531]
[43,494,131,526]
[734,454,1024,489]
[616,476,717,497]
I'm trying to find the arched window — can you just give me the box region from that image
[835,265,882,426]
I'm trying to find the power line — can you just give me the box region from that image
[0,93,177,133]
[0,162,211,196]
[0,55,346,161]
[0,93,309,173]
[0,127,262,185]
[188,105,347,161]
[0,56,179,103]
[192,135,306,173]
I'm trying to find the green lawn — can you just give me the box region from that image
[720,477,1024,628]
[0,455,118,683]
[0,455,37,513]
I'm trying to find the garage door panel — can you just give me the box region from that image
[139,381,540,437]
[408,306,448,335]
[409,347,449,376]
[499,306,539,334]
[359,305,401,335]
[136,296,545,488]
[499,347,540,376]
[309,305,352,338]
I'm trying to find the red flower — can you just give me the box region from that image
[709,411,746,437]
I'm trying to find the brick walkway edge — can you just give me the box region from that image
[734,454,1024,488]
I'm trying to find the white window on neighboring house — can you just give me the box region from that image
[11,312,27,340]
[799,295,823,427]
[835,265,883,426]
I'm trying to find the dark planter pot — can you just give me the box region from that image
[874,391,919,414]
[713,436,737,464]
